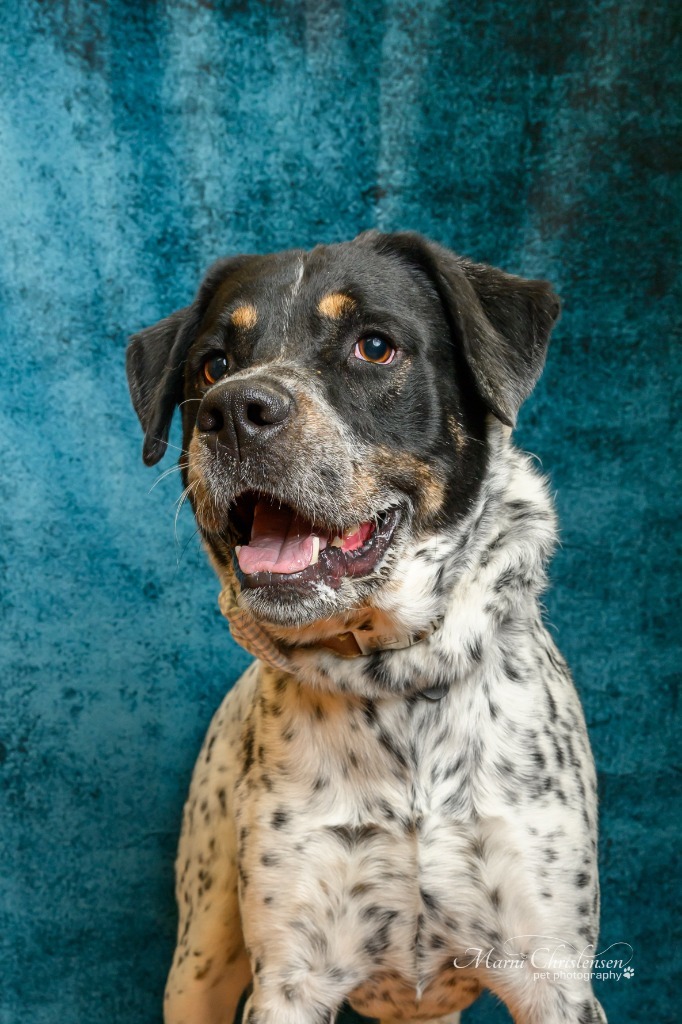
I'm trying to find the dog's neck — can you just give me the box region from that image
[219,424,557,699]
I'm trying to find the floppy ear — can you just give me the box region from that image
[126,306,197,465]
[126,256,254,465]
[373,232,561,426]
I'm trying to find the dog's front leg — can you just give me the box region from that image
[488,970,607,1024]
[379,1015,461,1024]
[509,991,607,1024]
[165,938,250,1024]
[240,981,337,1024]
[164,684,252,1024]
[164,826,251,1024]
[235,903,358,1024]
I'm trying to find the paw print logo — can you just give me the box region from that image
[623,966,634,979]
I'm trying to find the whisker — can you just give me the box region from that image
[149,435,189,457]
[174,480,198,545]
[148,464,184,494]
[174,481,195,509]
[174,525,202,573]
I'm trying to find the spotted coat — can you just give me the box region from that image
[164,427,606,1024]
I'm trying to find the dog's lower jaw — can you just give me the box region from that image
[237,571,387,630]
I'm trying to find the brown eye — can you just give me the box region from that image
[202,353,229,385]
[354,336,396,364]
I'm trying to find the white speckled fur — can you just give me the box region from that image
[164,423,605,1024]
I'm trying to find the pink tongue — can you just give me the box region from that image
[237,501,324,575]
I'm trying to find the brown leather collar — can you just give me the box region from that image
[218,584,447,699]
[297,620,441,659]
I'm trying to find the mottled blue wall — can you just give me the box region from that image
[0,2,679,1022]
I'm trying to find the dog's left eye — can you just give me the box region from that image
[354,336,396,364]
[202,353,229,385]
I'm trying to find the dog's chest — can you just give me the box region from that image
[247,673,496,831]
[237,674,529,990]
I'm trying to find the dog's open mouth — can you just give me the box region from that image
[229,492,400,590]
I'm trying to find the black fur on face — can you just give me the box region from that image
[127,232,560,627]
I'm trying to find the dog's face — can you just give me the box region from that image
[127,232,559,627]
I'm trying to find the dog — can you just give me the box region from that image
[127,231,606,1024]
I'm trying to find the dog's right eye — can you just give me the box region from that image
[202,353,229,386]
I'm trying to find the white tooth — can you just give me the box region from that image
[343,523,361,538]
[309,536,320,565]
[234,545,242,555]
[331,536,343,548]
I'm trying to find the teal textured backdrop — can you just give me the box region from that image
[0,2,679,1022]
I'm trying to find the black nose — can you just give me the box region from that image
[197,378,294,457]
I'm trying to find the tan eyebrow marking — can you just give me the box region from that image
[231,304,258,329]
[317,292,356,319]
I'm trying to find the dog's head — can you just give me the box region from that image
[127,232,559,629]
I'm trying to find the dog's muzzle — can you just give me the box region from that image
[190,371,406,599]
[197,376,294,459]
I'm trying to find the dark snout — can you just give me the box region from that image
[197,377,294,458]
